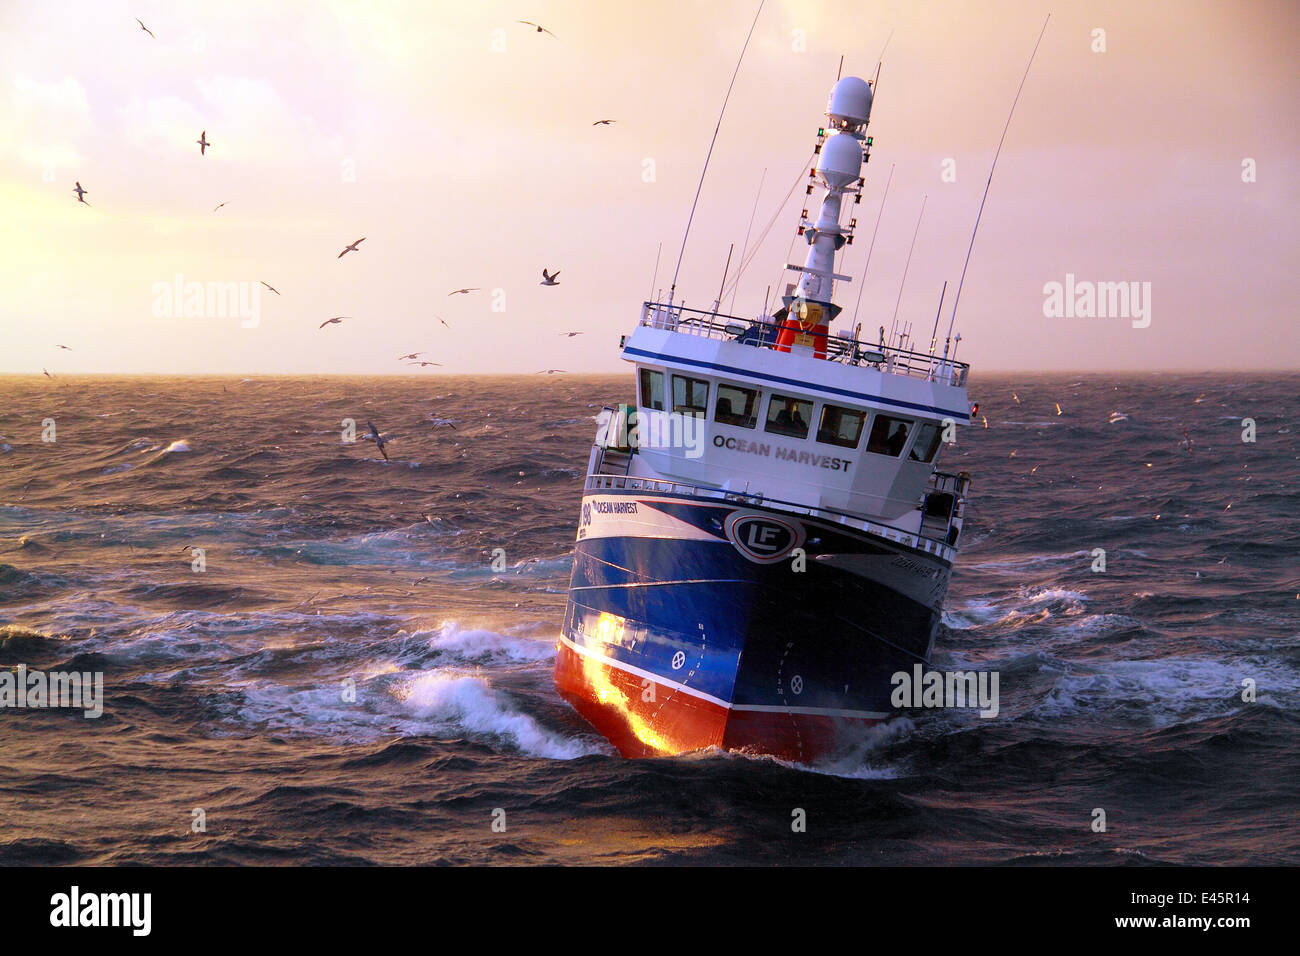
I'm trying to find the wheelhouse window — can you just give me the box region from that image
[908,421,945,462]
[639,368,665,411]
[816,404,867,449]
[865,414,913,457]
[672,375,709,415]
[715,383,759,429]
[764,394,812,439]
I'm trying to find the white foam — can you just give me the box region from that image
[423,622,555,664]
[1034,656,1300,727]
[397,671,599,758]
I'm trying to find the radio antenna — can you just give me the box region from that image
[872,27,894,91]
[928,280,948,355]
[713,243,734,313]
[648,241,662,303]
[668,0,766,306]
[849,162,895,327]
[889,194,927,345]
[944,14,1050,354]
[729,167,767,313]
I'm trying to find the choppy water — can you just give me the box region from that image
[1,373,1296,864]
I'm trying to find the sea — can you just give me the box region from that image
[1,372,1296,865]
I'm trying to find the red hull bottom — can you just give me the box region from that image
[554,643,883,763]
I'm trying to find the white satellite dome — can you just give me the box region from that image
[826,76,873,134]
[817,132,862,188]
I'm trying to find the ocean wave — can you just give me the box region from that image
[397,671,600,759]
[421,622,556,665]
[1031,655,1300,727]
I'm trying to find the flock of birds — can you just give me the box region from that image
[54,16,614,410]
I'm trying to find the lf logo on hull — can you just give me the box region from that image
[724,511,806,564]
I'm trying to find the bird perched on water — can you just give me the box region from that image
[338,237,365,258]
[366,421,389,461]
[540,268,560,286]
[592,119,616,126]
[517,20,556,37]
[318,316,347,329]
[1180,428,1194,454]
[260,281,280,295]
[73,182,89,205]
[135,18,155,38]
[1054,402,1063,416]
[196,131,210,155]
[447,288,479,296]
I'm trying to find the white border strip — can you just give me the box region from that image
[560,632,890,720]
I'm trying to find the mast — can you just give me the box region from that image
[786,76,874,319]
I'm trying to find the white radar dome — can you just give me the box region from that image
[826,76,873,134]
[817,132,863,188]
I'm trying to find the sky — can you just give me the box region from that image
[1,0,1296,375]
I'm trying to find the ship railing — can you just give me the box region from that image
[638,301,969,387]
[584,471,957,562]
[927,470,972,498]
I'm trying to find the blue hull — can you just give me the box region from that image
[556,493,951,758]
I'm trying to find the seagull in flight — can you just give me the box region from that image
[409,361,443,367]
[447,288,479,296]
[55,344,72,351]
[318,316,347,329]
[338,237,365,258]
[592,119,616,126]
[536,369,566,375]
[43,368,53,379]
[135,18,155,39]
[196,131,210,155]
[434,315,451,328]
[213,202,226,212]
[540,268,560,286]
[73,182,89,205]
[260,281,280,295]
[560,331,583,337]
[366,421,389,461]
[517,20,556,37]
[398,352,424,361]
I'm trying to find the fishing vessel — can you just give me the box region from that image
[554,74,975,762]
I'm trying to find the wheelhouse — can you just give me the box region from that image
[592,301,974,553]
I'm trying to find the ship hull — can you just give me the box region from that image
[555,491,952,762]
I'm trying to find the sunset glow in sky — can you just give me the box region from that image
[1,0,1296,375]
